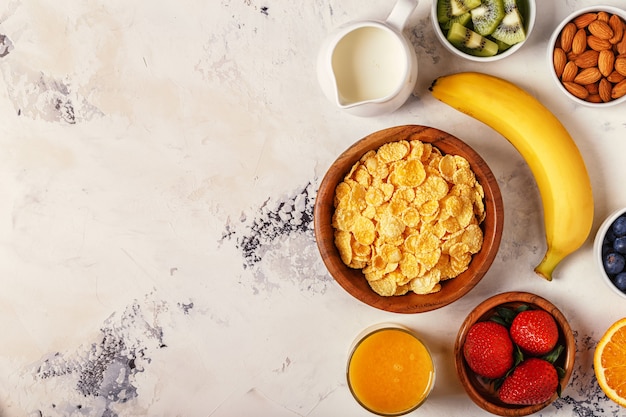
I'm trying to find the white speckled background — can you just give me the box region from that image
[0,0,625,415]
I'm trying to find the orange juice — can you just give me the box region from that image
[347,327,435,416]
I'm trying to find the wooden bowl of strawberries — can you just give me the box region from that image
[454,291,575,416]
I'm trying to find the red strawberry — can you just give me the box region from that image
[463,321,514,379]
[498,358,559,405]
[510,309,559,355]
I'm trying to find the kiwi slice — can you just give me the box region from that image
[491,0,526,45]
[471,0,505,36]
[446,22,499,57]
[515,0,528,25]
[443,12,472,31]
[437,0,482,23]
[494,38,513,52]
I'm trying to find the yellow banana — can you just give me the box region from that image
[430,72,594,281]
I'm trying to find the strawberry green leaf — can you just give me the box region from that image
[496,306,516,325]
[514,345,524,366]
[494,376,505,391]
[490,315,508,326]
[543,345,564,364]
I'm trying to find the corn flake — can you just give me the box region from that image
[378,213,405,239]
[377,141,409,163]
[419,200,440,218]
[393,159,426,187]
[349,183,367,212]
[380,243,403,263]
[410,269,442,294]
[394,284,410,296]
[415,231,440,253]
[332,209,358,231]
[362,205,376,219]
[416,248,442,270]
[335,231,353,265]
[463,224,484,253]
[352,241,372,258]
[353,215,376,245]
[400,253,420,280]
[378,182,395,201]
[369,275,398,296]
[334,182,351,206]
[354,166,372,187]
[389,199,408,217]
[421,143,434,161]
[365,187,385,207]
[453,166,476,186]
[402,207,421,228]
[439,154,457,181]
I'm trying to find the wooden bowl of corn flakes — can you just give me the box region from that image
[314,125,504,313]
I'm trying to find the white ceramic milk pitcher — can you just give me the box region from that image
[317,0,419,117]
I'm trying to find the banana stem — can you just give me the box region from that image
[534,250,562,281]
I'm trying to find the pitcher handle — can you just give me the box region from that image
[386,0,419,31]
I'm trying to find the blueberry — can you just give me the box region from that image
[614,273,626,292]
[615,237,626,254]
[604,252,626,275]
[605,227,617,244]
[612,216,626,237]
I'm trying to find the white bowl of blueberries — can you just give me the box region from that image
[595,208,626,299]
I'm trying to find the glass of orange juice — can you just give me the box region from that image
[347,323,435,416]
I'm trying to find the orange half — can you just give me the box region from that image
[594,317,626,407]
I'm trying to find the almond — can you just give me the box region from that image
[560,22,577,52]
[617,35,626,55]
[561,61,579,82]
[597,11,610,23]
[616,55,626,76]
[611,79,626,99]
[607,70,626,83]
[599,78,613,102]
[563,81,590,99]
[588,36,612,51]
[574,12,597,29]
[587,94,603,103]
[609,15,625,44]
[553,47,567,77]
[572,29,588,54]
[599,49,616,76]
[574,49,599,68]
[574,67,602,84]
[589,20,614,40]
[586,81,600,94]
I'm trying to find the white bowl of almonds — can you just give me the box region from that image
[549,5,626,106]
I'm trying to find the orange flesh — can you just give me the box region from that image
[601,326,626,397]
[348,328,434,415]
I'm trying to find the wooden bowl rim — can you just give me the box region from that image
[313,125,504,313]
[454,291,576,416]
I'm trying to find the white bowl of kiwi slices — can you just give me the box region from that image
[432,0,536,61]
